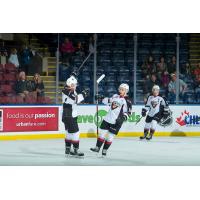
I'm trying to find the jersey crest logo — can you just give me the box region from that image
[151,100,158,108]
[111,101,120,110]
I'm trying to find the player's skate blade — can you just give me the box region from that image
[65,147,72,157]
[70,149,84,158]
[90,147,100,153]
[139,136,147,140]
[102,149,107,157]
[146,135,153,140]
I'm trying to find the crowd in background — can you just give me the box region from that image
[142,55,200,104]
[1,35,200,105]
[0,44,47,104]
[1,44,43,75]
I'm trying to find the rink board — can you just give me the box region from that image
[0,105,199,140]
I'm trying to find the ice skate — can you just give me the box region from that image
[65,147,71,156]
[139,132,148,140]
[102,149,107,157]
[146,134,153,140]
[70,148,84,157]
[139,135,147,140]
[90,146,100,153]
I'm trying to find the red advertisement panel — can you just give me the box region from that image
[1,107,58,132]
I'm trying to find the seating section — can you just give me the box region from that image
[58,33,192,104]
[0,64,52,105]
[2,33,198,105]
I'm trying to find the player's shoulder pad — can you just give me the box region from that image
[62,88,69,95]
[62,89,76,100]
[146,95,152,101]
[124,96,132,107]
[124,96,132,103]
[111,94,118,99]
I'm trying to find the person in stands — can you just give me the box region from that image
[31,73,45,97]
[60,37,75,66]
[8,48,20,69]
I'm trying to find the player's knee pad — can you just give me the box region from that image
[106,132,115,142]
[98,129,107,140]
[144,122,151,130]
[66,131,73,140]
[151,120,157,130]
[71,131,80,141]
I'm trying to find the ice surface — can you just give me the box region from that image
[1,137,200,166]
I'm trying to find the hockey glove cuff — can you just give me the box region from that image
[142,108,147,117]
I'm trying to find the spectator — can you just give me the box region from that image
[193,74,200,102]
[181,62,193,76]
[8,48,19,68]
[28,51,43,75]
[60,37,75,66]
[193,63,200,77]
[168,73,187,104]
[0,45,8,57]
[19,45,32,73]
[31,73,45,97]
[161,70,170,97]
[143,73,160,99]
[167,55,176,74]
[156,56,167,81]
[141,55,156,78]
[75,42,85,58]
[15,71,32,98]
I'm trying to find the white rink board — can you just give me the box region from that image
[0,105,200,136]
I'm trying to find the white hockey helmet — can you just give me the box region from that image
[66,76,78,87]
[119,83,129,93]
[152,85,160,92]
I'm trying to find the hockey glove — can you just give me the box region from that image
[141,108,147,117]
[116,115,127,125]
[81,88,90,98]
[163,107,170,117]
[95,94,104,101]
[71,70,78,78]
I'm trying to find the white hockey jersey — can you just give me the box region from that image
[62,88,84,118]
[144,95,167,117]
[102,94,132,124]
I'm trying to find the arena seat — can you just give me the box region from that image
[5,63,17,73]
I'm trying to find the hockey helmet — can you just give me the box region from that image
[152,85,160,92]
[119,83,129,93]
[158,108,173,127]
[66,76,77,87]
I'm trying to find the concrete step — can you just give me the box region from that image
[189,58,200,61]
[44,86,63,92]
[48,57,56,61]
[190,38,200,42]
[189,46,200,50]
[48,65,56,69]
[189,55,200,59]
[189,49,200,52]
[27,76,56,81]
[43,81,56,86]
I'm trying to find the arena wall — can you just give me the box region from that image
[0,105,199,140]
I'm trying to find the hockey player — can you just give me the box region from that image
[140,85,170,140]
[62,75,89,157]
[90,83,132,156]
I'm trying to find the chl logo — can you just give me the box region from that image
[176,110,200,126]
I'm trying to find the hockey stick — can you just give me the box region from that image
[135,116,143,125]
[73,52,93,76]
[96,74,105,137]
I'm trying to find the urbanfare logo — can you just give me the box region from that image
[77,109,141,127]
[176,110,200,126]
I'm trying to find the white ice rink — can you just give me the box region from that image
[1,137,200,166]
